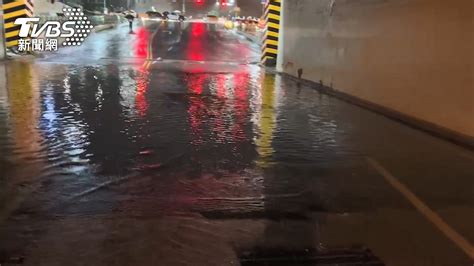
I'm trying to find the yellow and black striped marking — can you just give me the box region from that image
[2,0,34,48]
[261,0,281,66]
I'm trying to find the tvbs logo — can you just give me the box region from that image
[14,8,94,52]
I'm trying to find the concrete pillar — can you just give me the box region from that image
[261,0,281,66]
[2,0,34,48]
[275,0,285,72]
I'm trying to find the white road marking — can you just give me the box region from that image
[367,157,474,260]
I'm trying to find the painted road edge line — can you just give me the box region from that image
[367,157,474,260]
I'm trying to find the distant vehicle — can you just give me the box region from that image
[145,11,164,20]
[163,11,185,22]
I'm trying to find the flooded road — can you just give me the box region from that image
[0,21,473,265]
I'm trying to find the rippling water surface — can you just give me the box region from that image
[0,59,379,243]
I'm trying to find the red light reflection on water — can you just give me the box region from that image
[132,27,152,116]
[134,27,150,59]
[232,71,250,141]
[186,73,207,145]
[186,70,252,145]
[213,74,227,142]
[135,69,150,117]
[216,74,226,99]
[187,23,206,61]
[188,73,206,95]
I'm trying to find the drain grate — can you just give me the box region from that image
[239,247,384,266]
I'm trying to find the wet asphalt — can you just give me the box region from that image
[0,21,473,265]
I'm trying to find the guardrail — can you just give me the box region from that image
[88,14,123,26]
[34,14,123,26]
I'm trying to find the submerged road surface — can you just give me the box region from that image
[0,21,473,266]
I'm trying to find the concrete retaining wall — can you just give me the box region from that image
[0,15,5,59]
[280,0,474,142]
[34,0,70,16]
